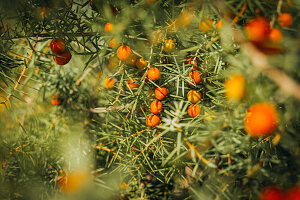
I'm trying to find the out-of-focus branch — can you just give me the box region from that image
[241,42,300,101]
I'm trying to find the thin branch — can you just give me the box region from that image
[4,36,38,103]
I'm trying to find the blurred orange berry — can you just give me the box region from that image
[104,22,113,32]
[244,102,279,137]
[268,28,282,43]
[224,74,245,101]
[104,77,116,89]
[278,13,293,27]
[245,17,270,42]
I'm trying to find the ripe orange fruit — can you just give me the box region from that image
[127,79,139,90]
[104,22,113,32]
[198,18,213,33]
[187,89,201,103]
[268,28,282,43]
[155,87,168,100]
[188,71,201,86]
[109,38,120,48]
[216,19,223,29]
[126,54,138,66]
[117,45,132,61]
[147,67,160,81]
[245,17,270,42]
[188,104,200,117]
[244,102,279,137]
[163,39,175,52]
[51,39,66,55]
[136,58,148,69]
[104,77,116,89]
[51,94,62,106]
[146,114,160,127]
[150,100,162,114]
[278,13,293,27]
[53,50,72,65]
[224,74,245,101]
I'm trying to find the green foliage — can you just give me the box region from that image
[0,0,300,199]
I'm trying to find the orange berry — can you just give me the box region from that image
[245,17,270,42]
[187,89,201,103]
[146,114,160,127]
[188,71,201,86]
[126,54,138,66]
[188,104,200,117]
[150,100,162,114]
[198,18,213,33]
[104,77,116,89]
[147,67,160,81]
[104,22,113,32]
[127,79,139,90]
[163,39,175,52]
[224,74,245,101]
[117,45,132,61]
[155,87,168,100]
[244,102,279,137]
[136,58,148,69]
[278,13,293,27]
[216,19,223,29]
[109,38,120,48]
[175,9,194,27]
[268,28,282,43]
[51,94,62,106]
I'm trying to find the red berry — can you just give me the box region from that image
[53,50,72,65]
[286,186,300,200]
[259,186,285,200]
[51,39,66,55]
